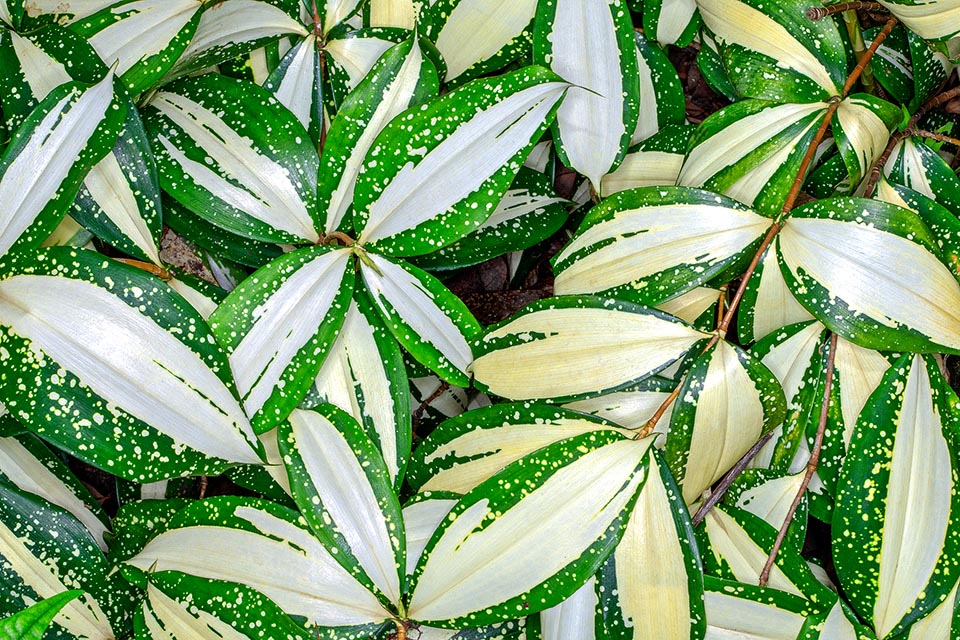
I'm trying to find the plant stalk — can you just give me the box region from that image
[690,430,777,526]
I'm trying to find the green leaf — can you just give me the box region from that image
[325,26,413,108]
[0,247,263,481]
[884,137,960,217]
[724,469,808,552]
[877,0,960,41]
[702,576,819,638]
[600,124,693,197]
[264,34,325,147]
[643,0,700,47]
[831,94,899,187]
[633,34,686,144]
[0,0,22,28]
[0,589,83,640]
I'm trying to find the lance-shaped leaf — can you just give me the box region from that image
[408,403,631,494]
[319,37,438,236]
[599,449,706,640]
[666,339,785,503]
[358,251,480,386]
[724,470,807,552]
[325,27,411,104]
[209,246,354,432]
[0,482,133,639]
[0,248,262,480]
[354,66,567,256]
[807,599,878,640]
[0,434,110,551]
[702,577,818,639]
[697,0,846,101]
[877,0,960,41]
[737,246,814,344]
[600,124,692,197]
[407,431,652,627]
[677,99,828,216]
[833,354,960,638]
[165,272,225,321]
[471,296,710,402]
[317,0,362,33]
[414,167,568,271]
[901,577,960,640]
[366,0,417,29]
[263,34,324,146]
[540,577,601,640]
[145,73,320,244]
[0,72,124,260]
[778,197,960,354]
[403,493,459,577]
[883,137,960,216]
[126,497,391,629]
[422,0,536,85]
[831,94,899,188]
[633,35,686,145]
[533,0,639,188]
[643,0,700,47]
[137,575,310,640]
[279,405,405,606]
[166,0,308,80]
[313,295,411,486]
[563,376,677,431]
[553,186,771,305]
[69,0,203,94]
[20,0,115,23]
[0,0,21,28]
[0,589,83,640]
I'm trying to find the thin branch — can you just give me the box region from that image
[691,430,777,526]
[910,129,960,149]
[807,2,884,21]
[843,17,898,96]
[759,333,839,587]
[114,258,172,281]
[411,381,451,437]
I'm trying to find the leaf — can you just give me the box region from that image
[736,246,814,344]
[0,0,21,28]
[831,94,899,188]
[263,34,325,146]
[778,197,960,354]
[724,470,808,552]
[877,0,960,41]
[354,66,567,256]
[599,449,706,640]
[643,0,700,47]
[20,0,115,23]
[366,0,417,29]
[552,186,771,306]
[633,34,686,145]
[0,589,83,640]
[406,431,652,627]
[666,339,786,503]
[884,137,960,217]
[0,72,124,260]
[697,0,846,101]
[325,27,411,105]
[144,73,321,244]
[533,0,640,188]
[407,402,630,494]
[318,36,438,236]
[562,376,678,431]
[600,124,693,197]
[358,251,481,386]
[0,248,263,481]
[279,405,405,606]
[833,354,960,638]
[702,577,818,638]
[69,0,203,94]
[318,0,362,33]
[470,296,710,402]
[403,493,458,577]
[539,577,601,640]
[422,0,536,84]
[209,246,354,432]
[126,497,390,628]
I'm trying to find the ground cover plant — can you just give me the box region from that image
[2,0,960,638]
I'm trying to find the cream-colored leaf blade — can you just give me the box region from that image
[325,36,395,91]
[540,577,599,640]
[834,96,892,184]
[745,248,814,343]
[600,150,684,197]
[657,287,719,325]
[271,34,320,135]
[703,579,807,639]
[877,0,960,40]
[9,31,71,100]
[404,497,458,577]
[323,0,361,32]
[144,584,249,640]
[368,0,417,28]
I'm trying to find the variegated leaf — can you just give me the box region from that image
[325,27,410,104]
[318,36,438,236]
[901,577,960,639]
[737,246,814,344]
[633,35,685,145]
[562,377,677,432]
[366,0,417,28]
[533,0,640,188]
[725,470,807,552]
[358,251,480,386]
[778,197,960,354]
[407,432,653,626]
[145,73,321,243]
[354,66,567,256]
[209,246,354,432]
[877,0,960,41]
[702,577,818,639]
[833,354,960,638]
[553,186,771,305]
[0,589,83,640]
[643,0,700,47]
[471,296,710,402]
[883,137,960,216]
[600,124,692,197]
[540,577,601,640]
[408,403,630,494]
[831,94,899,188]
[403,493,459,577]
[17,0,114,22]
[263,34,325,146]
[319,0,362,32]
[0,0,20,28]
[0,248,262,480]
[599,449,706,640]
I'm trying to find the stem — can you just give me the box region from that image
[910,129,960,148]
[843,10,874,94]
[394,620,407,640]
[115,258,172,281]
[715,284,728,331]
[322,231,356,246]
[843,17,898,96]
[807,2,884,21]
[411,381,450,437]
[690,430,777,526]
[758,333,838,587]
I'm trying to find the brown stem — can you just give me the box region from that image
[910,129,960,148]
[916,85,960,119]
[758,333,838,587]
[807,2,884,21]
[843,17,898,96]
[394,620,407,640]
[321,231,356,246]
[115,258,172,281]
[311,0,322,36]
[715,284,728,331]
[198,476,209,499]
[411,381,450,437]
[691,430,777,526]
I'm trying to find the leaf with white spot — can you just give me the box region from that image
[901,577,960,639]
[805,599,877,640]
[665,339,785,504]
[562,376,677,431]
[553,186,771,306]
[677,99,829,216]
[263,34,325,146]
[539,576,601,640]
[209,246,354,432]
[0,589,83,640]
[354,65,566,256]
[0,248,263,481]
[125,497,391,630]
[877,0,960,41]
[325,27,411,107]
[599,449,706,640]
[697,0,846,101]
[724,469,808,553]
[643,0,700,47]
[313,294,411,487]
[407,431,653,627]
[778,197,960,354]
[0,482,135,640]
[702,577,818,639]
[883,137,960,216]
[736,246,814,344]
[831,94,899,188]
[407,402,630,494]
[470,296,710,402]
[144,73,321,244]
[318,36,438,236]
[0,0,21,28]
[165,273,225,321]
[279,405,404,607]
[833,354,960,638]
[533,0,639,189]
[359,251,481,386]
[600,124,692,197]
[0,73,124,260]
[403,493,458,577]
[318,0,362,32]
[69,0,203,94]
[632,35,685,145]
[19,0,114,23]
[422,0,536,85]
